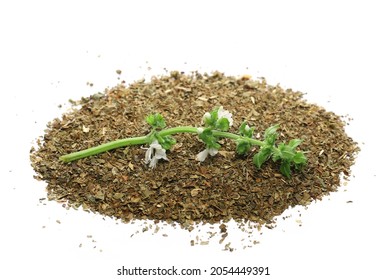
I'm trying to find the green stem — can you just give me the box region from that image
[59,135,149,162]
[158,126,199,136]
[59,126,265,162]
[159,127,265,146]
[212,131,264,146]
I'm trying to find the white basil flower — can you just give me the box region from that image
[145,140,168,168]
[196,147,218,162]
[202,112,211,123]
[217,106,233,127]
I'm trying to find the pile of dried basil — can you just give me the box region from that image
[30,71,359,229]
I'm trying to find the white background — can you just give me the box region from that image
[1,0,385,279]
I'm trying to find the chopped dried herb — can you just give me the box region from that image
[30,71,360,232]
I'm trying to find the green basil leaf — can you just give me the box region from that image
[280,145,295,161]
[288,139,302,149]
[216,117,230,131]
[145,114,155,127]
[198,128,220,149]
[264,124,279,146]
[253,147,272,169]
[293,151,307,164]
[146,113,166,129]
[239,121,254,138]
[236,141,251,155]
[280,161,291,178]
